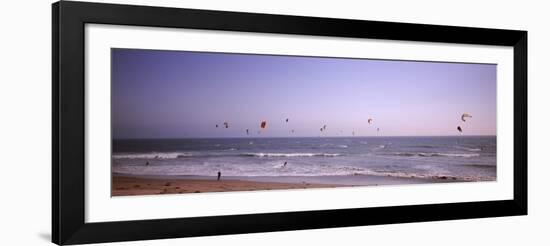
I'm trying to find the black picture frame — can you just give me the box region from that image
[52,1,527,245]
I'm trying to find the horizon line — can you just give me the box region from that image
[112,135,497,140]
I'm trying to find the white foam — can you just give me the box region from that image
[422,153,480,158]
[241,153,342,157]
[112,163,494,182]
[455,146,482,152]
[112,152,193,159]
[392,152,480,158]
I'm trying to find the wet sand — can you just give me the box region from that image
[112,175,345,196]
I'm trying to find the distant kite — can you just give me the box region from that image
[223,122,229,128]
[457,126,463,133]
[215,124,219,128]
[285,118,289,123]
[323,125,327,130]
[368,118,373,124]
[260,121,267,129]
[377,128,380,132]
[461,113,472,122]
[291,129,295,133]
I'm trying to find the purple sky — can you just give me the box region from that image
[112,48,496,139]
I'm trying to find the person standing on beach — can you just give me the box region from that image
[217,171,221,181]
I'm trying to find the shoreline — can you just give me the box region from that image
[113,135,497,140]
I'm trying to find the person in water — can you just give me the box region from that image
[145,161,149,166]
[217,171,221,181]
[283,162,287,167]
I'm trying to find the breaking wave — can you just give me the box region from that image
[112,152,193,159]
[391,152,480,158]
[240,153,342,157]
[454,146,482,152]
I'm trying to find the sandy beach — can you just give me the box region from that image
[112,172,467,196]
[112,175,345,196]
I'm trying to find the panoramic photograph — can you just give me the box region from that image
[111,48,497,196]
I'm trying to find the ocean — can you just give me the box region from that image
[112,136,496,185]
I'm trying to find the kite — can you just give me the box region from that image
[368,118,373,124]
[223,122,229,128]
[260,121,267,129]
[457,126,463,133]
[461,113,472,122]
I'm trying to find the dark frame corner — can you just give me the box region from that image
[52,1,527,245]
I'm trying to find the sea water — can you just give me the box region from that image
[112,136,496,183]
